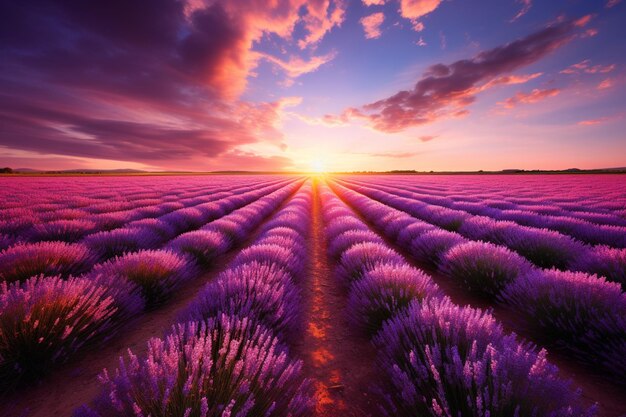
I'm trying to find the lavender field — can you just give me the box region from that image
[1,174,625,417]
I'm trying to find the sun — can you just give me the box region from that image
[310,159,326,173]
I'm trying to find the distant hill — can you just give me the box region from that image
[11,168,146,174]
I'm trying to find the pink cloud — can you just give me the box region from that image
[363,0,386,5]
[511,0,532,22]
[297,0,347,48]
[499,88,560,109]
[399,0,444,31]
[259,51,337,80]
[578,117,611,126]
[560,59,616,75]
[360,12,385,39]
[419,135,438,142]
[597,78,614,90]
[329,17,588,133]
[606,0,622,8]
[400,0,444,20]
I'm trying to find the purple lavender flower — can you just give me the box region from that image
[235,244,304,279]
[166,230,230,266]
[374,297,594,417]
[499,227,585,270]
[577,245,626,289]
[336,242,404,286]
[75,318,313,417]
[396,222,436,247]
[83,228,162,261]
[328,229,383,260]
[325,216,369,241]
[89,250,195,307]
[182,262,301,336]
[29,219,97,242]
[126,218,177,240]
[499,269,626,382]
[0,276,120,385]
[409,229,466,268]
[204,218,248,244]
[0,234,16,252]
[441,241,531,297]
[0,241,95,283]
[348,264,440,335]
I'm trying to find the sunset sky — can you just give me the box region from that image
[1,0,625,172]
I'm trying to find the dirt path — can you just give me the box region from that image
[2,184,303,417]
[329,181,626,417]
[291,178,380,417]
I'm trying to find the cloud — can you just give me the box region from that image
[511,0,532,22]
[0,0,345,170]
[606,0,622,8]
[259,51,337,83]
[400,0,444,20]
[399,0,444,31]
[363,0,386,5]
[415,37,427,47]
[560,59,616,75]
[297,0,347,48]
[578,117,611,126]
[597,78,614,90]
[499,88,560,109]
[329,17,589,133]
[420,135,438,142]
[360,12,385,39]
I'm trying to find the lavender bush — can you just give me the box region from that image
[441,241,531,297]
[166,230,230,266]
[235,244,304,279]
[348,264,440,335]
[29,219,97,242]
[499,269,626,381]
[336,242,404,286]
[0,276,120,385]
[577,245,626,289]
[182,262,301,336]
[89,250,194,307]
[499,228,584,270]
[409,229,466,268]
[0,241,95,283]
[374,297,594,417]
[83,228,162,261]
[328,229,383,260]
[76,318,312,417]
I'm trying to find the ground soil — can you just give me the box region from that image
[291,178,381,417]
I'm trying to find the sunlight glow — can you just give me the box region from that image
[310,159,326,173]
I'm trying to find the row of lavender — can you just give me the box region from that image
[0,178,295,283]
[0,176,288,251]
[356,175,626,223]
[75,183,315,416]
[379,177,626,229]
[319,182,595,416]
[340,176,626,248]
[335,178,626,288]
[0,178,303,389]
[329,180,626,384]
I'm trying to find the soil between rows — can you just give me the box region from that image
[291,178,381,417]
